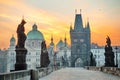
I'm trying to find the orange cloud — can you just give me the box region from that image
[0,0,70,49]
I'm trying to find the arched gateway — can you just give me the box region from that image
[75,58,83,67]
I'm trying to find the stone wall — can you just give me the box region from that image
[0,66,62,80]
[85,66,120,76]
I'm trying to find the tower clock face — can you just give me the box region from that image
[80,39,84,42]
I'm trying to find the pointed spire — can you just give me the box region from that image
[50,34,54,46]
[70,23,72,30]
[10,34,16,46]
[51,34,53,42]
[64,33,67,47]
[87,17,90,28]
[86,17,90,32]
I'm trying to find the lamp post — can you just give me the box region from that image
[115,46,118,67]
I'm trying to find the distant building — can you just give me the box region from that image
[7,35,16,71]
[25,24,44,69]
[91,43,105,67]
[112,46,120,68]
[0,50,8,73]
[91,43,120,68]
[70,12,91,67]
[56,36,71,67]
[47,36,55,67]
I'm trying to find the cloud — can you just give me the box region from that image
[0,0,70,49]
[0,0,120,49]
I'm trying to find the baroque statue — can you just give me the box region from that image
[16,19,26,48]
[41,41,50,67]
[104,36,115,67]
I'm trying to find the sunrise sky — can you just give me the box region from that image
[0,0,120,49]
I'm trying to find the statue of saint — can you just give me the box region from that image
[106,36,111,47]
[104,36,115,67]
[16,19,26,48]
[15,18,27,70]
[41,41,50,67]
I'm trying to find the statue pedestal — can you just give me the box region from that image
[15,48,27,71]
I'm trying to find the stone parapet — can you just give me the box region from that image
[0,66,62,80]
[85,66,120,77]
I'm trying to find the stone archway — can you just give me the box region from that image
[75,58,83,67]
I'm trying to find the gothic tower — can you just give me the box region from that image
[70,10,91,67]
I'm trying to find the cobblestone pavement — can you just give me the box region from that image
[39,68,120,80]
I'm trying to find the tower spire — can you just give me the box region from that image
[51,34,53,43]
[64,33,67,47]
[87,17,90,28]
[70,23,72,30]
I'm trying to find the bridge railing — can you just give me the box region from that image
[85,66,120,76]
[0,66,62,80]
[0,70,31,80]
[31,66,62,80]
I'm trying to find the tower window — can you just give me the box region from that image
[74,39,77,42]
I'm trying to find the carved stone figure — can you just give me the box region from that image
[104,36,115,67]
[41,41,50,67]
[16,19,26,48]
[90,52,96,66]
[15,19,27,71]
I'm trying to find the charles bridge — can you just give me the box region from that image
[0,66,120,80]
[0,14,120,80]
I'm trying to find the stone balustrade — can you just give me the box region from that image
[0,70,31,80]
[85,66,120,76]
[0,66,62,80]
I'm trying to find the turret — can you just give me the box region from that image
[10,35,16,47]
[86,18,90,32]
[50,35,54,47]
[70,23,73,31]
[64,34,67,47]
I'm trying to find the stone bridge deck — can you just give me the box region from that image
[39,68,120,80]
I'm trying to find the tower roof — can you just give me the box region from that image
[50,35,54,46]
[27,24,44,40]
[56,39,64,47]
[74,11,83,31]
[10,35,15,42]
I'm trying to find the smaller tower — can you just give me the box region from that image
[70,23,73,32]
[50,35,54,46]
[10,35,16,49]
[86,18,90,31]
[64,34,67,47]
[8,35,16,72]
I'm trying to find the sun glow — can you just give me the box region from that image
[0,0,120,49]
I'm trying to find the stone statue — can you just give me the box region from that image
[90,52,96,66]
[41,41,50,67]
[104,36,115,67]
[106,36,111,46]
[15,18,27,71]
[16,19,26,48]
